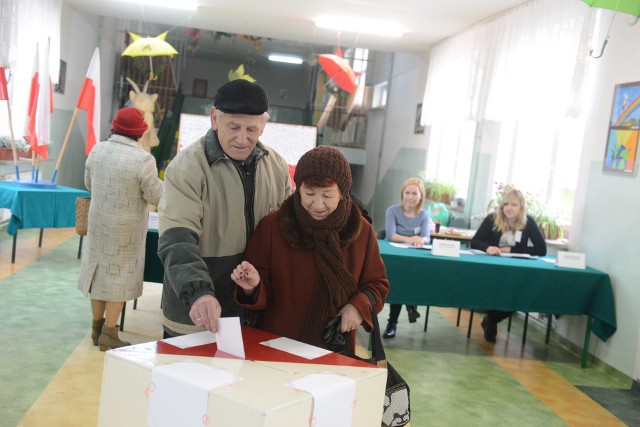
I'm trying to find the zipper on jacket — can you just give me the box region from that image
[232,159,256,248]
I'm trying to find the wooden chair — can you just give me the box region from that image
[75,197,90,259]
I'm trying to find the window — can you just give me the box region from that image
[372,81,388,109]
[422,0,592,227]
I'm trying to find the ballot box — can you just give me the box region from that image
[98,326,387,427]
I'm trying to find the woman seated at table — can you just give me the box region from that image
[470,186,547,343]
[230,146,389,353]
[383,177,430,339]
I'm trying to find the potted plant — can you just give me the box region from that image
[419,172,456,205]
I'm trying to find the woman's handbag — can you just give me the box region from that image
[323,291,411,427]
[75,197,90,236]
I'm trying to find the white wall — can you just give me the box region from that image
[53,4,118,188]
[559,11,640,375]
[362,51,431,229]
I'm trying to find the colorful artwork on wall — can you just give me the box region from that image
[603,81,640,175]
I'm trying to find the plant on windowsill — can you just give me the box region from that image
[487,183,563,240]
[419,172,456,205]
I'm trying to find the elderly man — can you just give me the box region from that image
[158,80,291,337]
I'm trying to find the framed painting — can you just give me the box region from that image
[414,103,425,134]
[192,78,208,98]
[54,60,66,94]
[603,81,640,175]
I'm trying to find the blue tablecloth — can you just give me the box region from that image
[0,182,90,235]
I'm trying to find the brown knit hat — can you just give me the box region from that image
[294,146,352,194]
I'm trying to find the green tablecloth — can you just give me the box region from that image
[144,229,164,283]
[378,240,616,342]
[0,182,90,235]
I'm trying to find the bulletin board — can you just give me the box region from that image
[177,114,317,165]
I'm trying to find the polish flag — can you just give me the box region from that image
[0,67,8,101]
[23,42,54,160]
[76,47,101,154]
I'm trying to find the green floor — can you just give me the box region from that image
[1,227,638,427]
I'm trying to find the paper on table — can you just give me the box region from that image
[500,253,538,259]
[260,337,332,359]
[389,242,411,248]
[389,242,431,250]
[215,317,245,359]
[148,361,241,427]
[148,211,159,230]
[288,372,356,427]
[469,249,486,255]
[162,331,216,349]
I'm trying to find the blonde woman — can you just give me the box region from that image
[383,177,430,338]
[470,186,546,342]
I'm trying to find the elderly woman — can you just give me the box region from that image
[471,186,546,343]
[230,146,389,351]
[77,107,163,351]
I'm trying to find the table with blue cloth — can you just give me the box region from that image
[377,240,616,368]
[0,181,90,262]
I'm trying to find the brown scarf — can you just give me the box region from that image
[280,192,361,348]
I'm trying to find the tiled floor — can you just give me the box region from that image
[1,227,638,426]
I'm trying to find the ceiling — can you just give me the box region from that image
[64,0,531,60]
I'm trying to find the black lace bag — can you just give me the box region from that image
[323,291,411,427]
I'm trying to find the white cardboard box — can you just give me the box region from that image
[98,327,386,427]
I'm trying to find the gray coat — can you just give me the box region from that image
[77,135,163,301]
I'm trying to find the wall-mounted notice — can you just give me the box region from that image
[178,114,317,165]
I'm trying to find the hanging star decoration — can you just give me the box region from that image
[228,64,256,82]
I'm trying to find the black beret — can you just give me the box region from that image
[213,80,269,115]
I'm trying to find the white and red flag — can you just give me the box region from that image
[0,67,9,101]
[76,47,101,154]
[23,42,54,160]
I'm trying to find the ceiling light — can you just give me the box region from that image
[268,54,304,65]
[114,0,199,11]
[314,15,403,38]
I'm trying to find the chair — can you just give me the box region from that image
[75,197,90,259]
[377,228,436,333]
[449,215,470,229]
[466,309,543,345]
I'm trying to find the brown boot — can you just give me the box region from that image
[91,318,105,346]
[98,325,131,351]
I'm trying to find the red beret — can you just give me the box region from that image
[112,107,148,136]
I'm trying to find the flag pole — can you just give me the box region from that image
[51,108,79,183]
[35,153,41,182]
[4,98,21,181]
[31,150,36,181]
[0,67,20,180]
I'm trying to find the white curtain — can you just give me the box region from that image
[422,0,594,218]
[0,0,61,137]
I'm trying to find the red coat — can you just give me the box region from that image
[235,208,389,353]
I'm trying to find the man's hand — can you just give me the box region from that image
[189,295,222,332]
